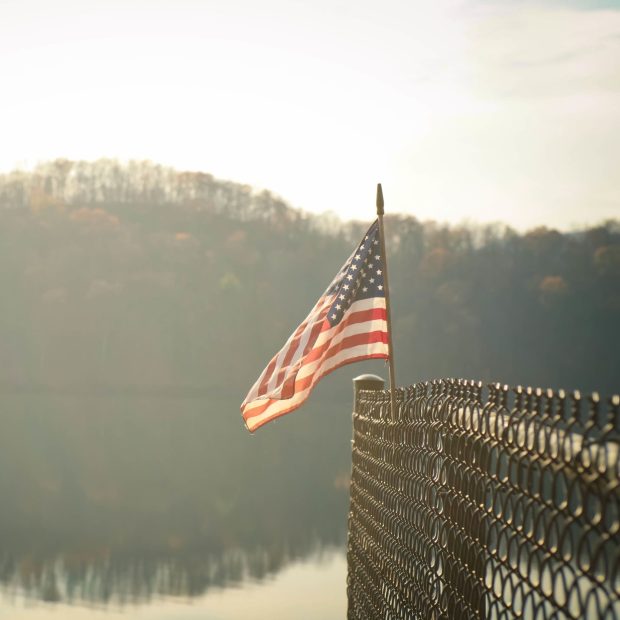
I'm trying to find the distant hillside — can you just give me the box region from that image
[0,159,305,224]
[0,159,618,397]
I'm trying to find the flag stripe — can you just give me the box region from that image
[246,301,386,405]
[242,307,387,417]
[292,333,388,394]
[250,296,331,401]
[301,322,387,368]
[243,347,389,431]
[265,318,309,394]
[310,306,387,352]
[243,328,388,421]
[276,306,331,399]
[255,355,279,398]
[267,297,331,393]
[244,300,383,406]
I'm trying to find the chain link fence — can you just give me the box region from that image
[346,378,620,619]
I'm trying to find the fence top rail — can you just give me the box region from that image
[355,378,620,429]
[354,378,620,482]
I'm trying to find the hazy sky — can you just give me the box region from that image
[1,0,619,229]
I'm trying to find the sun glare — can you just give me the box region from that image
[1,0,619,229]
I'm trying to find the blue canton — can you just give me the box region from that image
[325,220,385,327]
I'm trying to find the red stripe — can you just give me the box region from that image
[242,352,389,431]
[255,353,279,398]
[324,329,388,363]
[270,318,314,392]
[303,309,386,366]
[332,307,386,343]
[259,297,331,397]
[276,307,331,398]
[244,306,387,416]
[339,307,386,331]
[293,330,388,393]
[278,315,330,398]
[242,397,273,419]
[256,309,317,397]
[243,330,388,421]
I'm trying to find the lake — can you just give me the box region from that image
[0,392,354,618]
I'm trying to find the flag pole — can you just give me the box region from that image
[376,183,397,421]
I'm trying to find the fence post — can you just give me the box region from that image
[348,374,385,620]
[352,374,385,413]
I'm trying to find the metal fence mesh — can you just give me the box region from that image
[346,379,620,619]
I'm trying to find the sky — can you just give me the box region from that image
[0,0,619,230]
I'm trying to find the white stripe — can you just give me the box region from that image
[307,297,386,353]
[249,317,386,407]
[296,320,387,381]
[300,340,389,386]
[243,340,388,430]
[242,295,329,404]
[312,315,387,353]
[241,358,275,406]
[338,297,385,314]
[244,306,386,407]
[264,295,332,393]
[268,317,387,400]
[244,386,311,427]
[242,297,385,407]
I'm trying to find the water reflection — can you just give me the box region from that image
[0,393,352,609]
[0,542,337,606]
[0,552,347,620]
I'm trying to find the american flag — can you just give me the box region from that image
[241,220,389,432]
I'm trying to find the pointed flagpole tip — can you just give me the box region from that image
[376,183,384,216]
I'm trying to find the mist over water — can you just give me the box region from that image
[0,393,352,616]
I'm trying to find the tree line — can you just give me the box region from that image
[1,159,618,397]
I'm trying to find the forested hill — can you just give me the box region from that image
[0,159,298,223]
[1,159,618,398]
